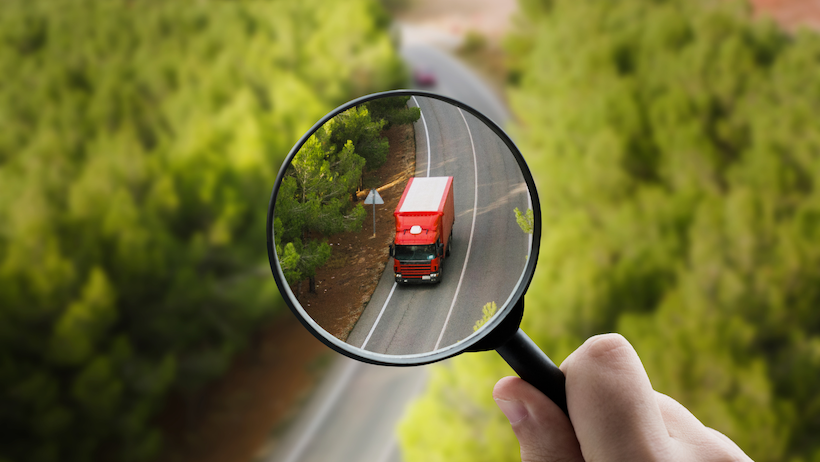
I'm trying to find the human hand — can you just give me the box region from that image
[493,334,752,461]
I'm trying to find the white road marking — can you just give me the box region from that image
[277,359,359,462]
[361,98,431,351]
[434,108,479,350]
[411,96,431,177]
[374,436,398,462]
[361,282,398,350]
[373,365,430,462]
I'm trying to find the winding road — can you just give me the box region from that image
[346,95,530,355]
[265,40,520,462]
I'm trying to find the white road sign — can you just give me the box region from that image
[364,189,384,205]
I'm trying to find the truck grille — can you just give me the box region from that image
[399,263,431,277]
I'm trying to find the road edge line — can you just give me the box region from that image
[361,282,398,350]
[276,359,359,462]
[411,96,431,177]
[434,108,478,350]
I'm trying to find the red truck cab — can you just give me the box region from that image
[390,177,455,284]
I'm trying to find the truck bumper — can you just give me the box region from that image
[396,273,440,284]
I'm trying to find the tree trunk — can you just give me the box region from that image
[309,275,317,293]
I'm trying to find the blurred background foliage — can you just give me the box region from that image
[0,0,405,460]
[400,0,820,461]
[4,0,820,460]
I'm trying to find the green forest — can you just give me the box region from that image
[0,0,406,461]
[400,1,820,461]
[273,96,419,297]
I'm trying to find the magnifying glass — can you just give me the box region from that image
[267,90,568,415]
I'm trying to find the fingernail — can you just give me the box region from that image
[495,398,528,424]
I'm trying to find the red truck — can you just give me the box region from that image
[390,176,455,284]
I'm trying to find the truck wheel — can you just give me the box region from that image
[446,231,452,256]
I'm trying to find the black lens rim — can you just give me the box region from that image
[266,90,541,366]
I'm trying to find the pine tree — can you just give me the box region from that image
[367,95,422,129]
[275,125,368,295]
[328,105,390,171]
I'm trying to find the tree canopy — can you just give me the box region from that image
[274,124,368,293]
[0,0,406,460]
[274,96,422,293]
[367,95,422,129]
[328,106,390,170]
[399,1,820,461]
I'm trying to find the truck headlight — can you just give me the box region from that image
[395,274,401,278]
[430,273,438,278]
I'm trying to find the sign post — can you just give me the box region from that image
[363,188,384,236]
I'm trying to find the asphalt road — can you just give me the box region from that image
[401,42,510,125]
[344,96,530,355]
[264,359,428,462]
[265,41,519,462]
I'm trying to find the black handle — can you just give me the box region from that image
[496,328,569,417]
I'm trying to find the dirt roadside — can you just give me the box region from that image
[752,0,820,30]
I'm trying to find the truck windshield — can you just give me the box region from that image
[394,244,436,261]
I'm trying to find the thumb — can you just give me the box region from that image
[493,377,583,462]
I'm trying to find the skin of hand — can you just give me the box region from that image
[493,334,752,462]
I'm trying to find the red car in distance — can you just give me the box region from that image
[413,66,436,87]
